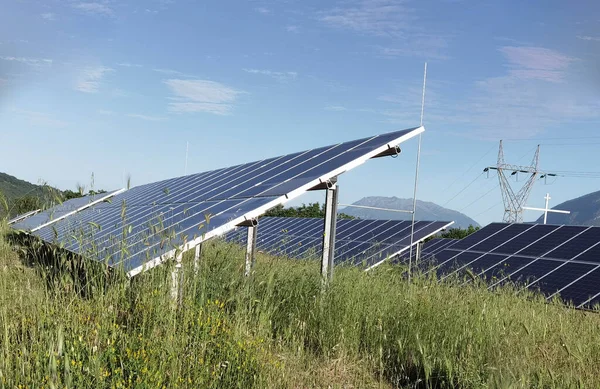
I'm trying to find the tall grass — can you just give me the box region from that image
[1,221,600,388]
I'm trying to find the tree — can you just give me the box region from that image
[265,202,355,219]
[441,225,480,239]
[13,195,42,214]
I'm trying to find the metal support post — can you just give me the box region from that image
[245,224,258,276]
[171,253,183,307]
[193,243,202,273]
[415,241,423,263]
[321,181,339,282]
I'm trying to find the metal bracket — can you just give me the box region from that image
[308,177,338,191]
[371,145,401,159]
[237,218,258,227]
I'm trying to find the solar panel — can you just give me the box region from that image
[11,190,124,232]
[12,127,423,276]
[224,216,453,268]
[8,209,41,225]
[417,222,600,309]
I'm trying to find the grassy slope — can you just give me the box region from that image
[1,223,600,388]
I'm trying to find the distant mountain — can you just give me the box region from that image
[0,172,45,202]
[340,196,480,229]
[535,190,600,226]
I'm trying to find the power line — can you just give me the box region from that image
[472,201,503,219]
[439,145,496,197]
[442,172,484,207]
[460,183,500,212]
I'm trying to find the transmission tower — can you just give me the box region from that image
[484,141,555,223]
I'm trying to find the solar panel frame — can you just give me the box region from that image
[423,222,600,310]
[224,216,453,268]
[17,127,424,277]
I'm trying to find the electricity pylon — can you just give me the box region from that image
[484,141,555,223]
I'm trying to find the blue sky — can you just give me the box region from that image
[1,0,599,226]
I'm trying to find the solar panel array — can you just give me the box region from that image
[225,217,453,268]
[417,223,600,309]
[11,190,123,232]
[10,127,423,276]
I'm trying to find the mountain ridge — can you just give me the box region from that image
[340,196,480,229]
[535,190,600,226]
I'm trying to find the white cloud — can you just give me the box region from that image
[164,79,244,115]
[243,68,298,82]
[255,7,271,14]
[286,25,299,33]
[319,0,448,59]
[41,13,56,21]
[117,62,143,68]
[127,113,166,121]
[319,0,415,37]
[75,66,113,93]
[577,35,600,42]
[12,109,69,128]
[73,2,114,16]
[0,56,52,66]
[324,105,347,111]
[498,46,575,83]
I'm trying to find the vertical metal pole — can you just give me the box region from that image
[194,243,202,273]
[171,254,183,306]
[245,225,258,276]
[321,183,338,282]
[415,241,422,263]
[328,185,339,281]
[409,62,427,281]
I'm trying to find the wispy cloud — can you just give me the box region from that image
[127,113,167,121]
[75,66,113,93]
[498,46,575,83]
[73,2,114,16]
[97,109,114,115]
[152,68,193,77]
[286,25,299,33]
[319,0,448,59]
[243,68,298,82]
[577,35,600,42]
[0,56,52,66]
[164,79,244,115]
[117,62,143,68]
[324,105,348,111]
[319,0,415,37]
[41,13,56,21]
[255,7,271,14]
[445,46,596,139]
[12,109,69,128]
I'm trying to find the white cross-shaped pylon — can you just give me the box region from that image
[523,193,571,224]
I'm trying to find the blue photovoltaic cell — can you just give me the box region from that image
[531,261,596,296]
[491,224,559,255]
[224,217,453,268]
[479,256,537,283]
[542,227,600,260]
[11,190,121,231]
[469,224,534,253]
[557,267,600,308]
[426,222,600,310]
[15,127,422,276]
[449,223,510,250]
[518,226,586,258]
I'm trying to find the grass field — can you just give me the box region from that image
[1,221,600,388]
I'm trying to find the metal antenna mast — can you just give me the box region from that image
[484,140,555,223]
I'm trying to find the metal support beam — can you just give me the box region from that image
[415,241,423,263]
[193,243,202,273]
[321,183,339,283]
[244,224,258,276]
[171,254,183,307]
